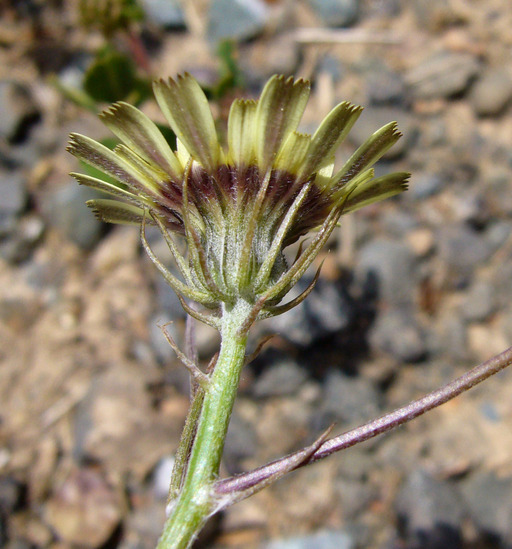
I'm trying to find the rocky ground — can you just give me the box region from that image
[1,1,512,548]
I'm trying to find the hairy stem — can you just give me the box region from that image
[216,345,512,497]
[157,301,251,549]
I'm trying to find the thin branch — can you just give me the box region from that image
[244,334,276,367]
[294,28,401,45]
[212,426,334,514]
[216,345,512,497]
[159,322,210,389]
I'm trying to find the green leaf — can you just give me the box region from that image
[211,40,245,100]
[84,47,139,103]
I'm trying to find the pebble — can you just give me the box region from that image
[44,467,123,547]
[224,408,259,474]
[448,188,489,226]
[368,308,427,362]
[335,475,378,521]
[0,170,27,218]
[152,456,175,499]
[0,80,40,143]
[364,0,402,17]
[406,228,435,257]
[354,238,416,308]
[307,0,359,27]
[43,184,104,249]
[408,173,446,200]
[318,370,381,426]
[348,106,414,158]
[317,55,344,82]
[149,316,191,395]
[487,171,512,216]
[264,276,353,346]
[154,271,188,322]
[366,67,407,106]
[469,68,512,117]
[120,499,166,549]
[485,219,512,252]
[208,0,269,43]
[252,356,307,398]
[245,32,300,77]
[411,0,465,31]
[381,209,418,237]
[264,529,354,549]
[429,312,470,362]
[0,214,45,264]
[140,0,186,29]
[437,224,493,287]
[459,279,495,322]
[406,52,480,99]
[0,477,23,529]
[460,471,512,545]
[396,469,465,548]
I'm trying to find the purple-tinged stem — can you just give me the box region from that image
[216,345,512,497]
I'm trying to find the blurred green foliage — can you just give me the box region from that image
[78,0,144,38]
[208,40,245,100]
[83,46,151,105]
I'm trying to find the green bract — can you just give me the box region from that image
[68,74,408,328]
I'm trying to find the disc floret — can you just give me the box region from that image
[68,73,408,326]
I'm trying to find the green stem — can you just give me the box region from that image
[157,301,251,549]
[167,388,205,503]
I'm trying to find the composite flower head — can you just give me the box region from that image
[68,74,408,327]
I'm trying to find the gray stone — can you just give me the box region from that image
[308,0,359,27]
[460,471,512,543]
[437,225,493,286]
[381,209,418,236]
[140,0,186,28]
[317,55,344,82]
[411,0,461,31]
[460,279,495,322]
[43,184,103,249]
[335,476,378,520]
[253,358,307,398]
[406,52,480,99]
[249,33,300,77]
[469,69,512,117]
[152,456,174,499]
[154,271,187,322]
[0,476,22,515]
[448,189,487,225]
[348,106,414,159]
[149,317,191,395]
[224,409,258,474]
[429,313,470,362]
[0,80,39,142]
[264,529,354,549]
[491,260,512,306]
[363,0,401,17]
[366,68,406,106]
[368,308,427,362]
[487,172,512,215]
[396,469,464,548]
[208,0,269,43]
[485,220,512,252]
[408,173,445,200]
[354,238,416,308]
[264,276,352,346]
[319,370,381,425]
[0,170,26,216]
[0,214,45,264]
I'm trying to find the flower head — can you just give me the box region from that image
[68,74,408,327]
